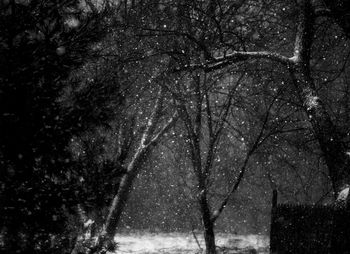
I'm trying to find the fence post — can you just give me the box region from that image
[272,189,277,208]
[270,190,278,254]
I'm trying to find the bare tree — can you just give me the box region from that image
[159,0,350,196]
[84,87,177,253]
[169,71,281,253]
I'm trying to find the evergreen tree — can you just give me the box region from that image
[0,1,109,253]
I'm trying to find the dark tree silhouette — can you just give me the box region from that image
[0,1,110,253]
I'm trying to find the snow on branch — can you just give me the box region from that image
[139,87,164,147]
[176,51,296,73]
[206,51,295,71]
[146,111,178,147]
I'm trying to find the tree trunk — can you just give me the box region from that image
[91,147,149,253]
[103,168,138,237]
[199,192,216,254]
[291,68,350,194]
[289,63,350,195]
[291,0,350,195]
[87,89,177,254]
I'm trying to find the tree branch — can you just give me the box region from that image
[146,111,178,147]
[175,51,295,73]
[210,96,276,223]
[140,87,164,147]
[292,0,315,65]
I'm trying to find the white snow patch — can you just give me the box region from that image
[84,219,94,228]
[113,232,269,253]
[305,95,319,110]
[337,187,350,203]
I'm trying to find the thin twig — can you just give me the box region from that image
[191,225,203,252]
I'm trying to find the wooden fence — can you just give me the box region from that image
[270,190,350,254]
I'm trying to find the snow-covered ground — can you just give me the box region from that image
[114,232,269,254]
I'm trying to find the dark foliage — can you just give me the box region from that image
[0,1,109,253]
